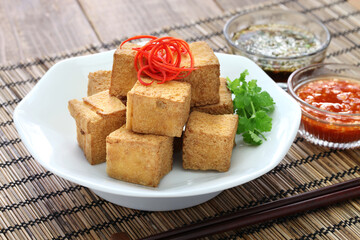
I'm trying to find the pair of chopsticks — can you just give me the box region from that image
[111,178,360,240]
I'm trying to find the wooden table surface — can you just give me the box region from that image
[2,0,359,65]
[1,0,359,64]
[0,0,272,65]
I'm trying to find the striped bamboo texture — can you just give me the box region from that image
[1,0,360,239]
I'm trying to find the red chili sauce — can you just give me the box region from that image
[296,78,360,143]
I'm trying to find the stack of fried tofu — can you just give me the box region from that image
[68,41,238,187]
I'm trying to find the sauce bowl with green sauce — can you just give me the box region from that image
[223,9,331,84]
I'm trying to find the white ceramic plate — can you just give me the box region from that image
[13,50,301,211]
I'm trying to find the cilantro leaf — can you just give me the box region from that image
[248,79,262,93]
[227,70,276,146]
[254,111,272,132]
[243,131,263,145]
[227,70,249,93]
[252,91,275,113]
[237,116,252,134]
[237,111,272,134]
[233,94,251,116]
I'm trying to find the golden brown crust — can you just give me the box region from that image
[180,41,220,107]
[182,111,238,172]
[109,43,139,98]
[68,96,126,165]
[106,126,173,187]
[110,41,220,105]
[192,77,233,115]
[87,70,111,96]
[126,80,191,137]
[83,90,126,116]
[181,41,219,67]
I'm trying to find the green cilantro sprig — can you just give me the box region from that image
[227,70,275,145]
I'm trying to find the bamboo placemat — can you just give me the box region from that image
[1,0,360,239]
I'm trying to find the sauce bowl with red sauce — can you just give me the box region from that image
[288,63,360,149]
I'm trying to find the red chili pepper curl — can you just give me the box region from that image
[120,35,197,85]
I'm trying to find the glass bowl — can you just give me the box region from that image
[287,63,360,149]
[223,9,331,83]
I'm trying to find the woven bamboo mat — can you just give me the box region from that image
[1,0,360,239]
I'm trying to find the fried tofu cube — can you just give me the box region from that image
[109,43,139,98]
[126,79,191,137]
[106,126,173,187]
[68,90,126,165]
[183,111,238,172]
[87,70,111,96]
[181,41,220,106]
[192,77,233,115]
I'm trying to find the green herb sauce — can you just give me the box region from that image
[232,24,321,58]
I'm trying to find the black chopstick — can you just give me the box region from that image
[168,184,360,239]
[111,178,360,240]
